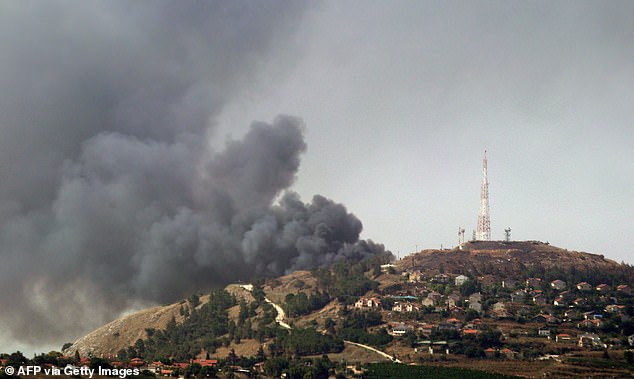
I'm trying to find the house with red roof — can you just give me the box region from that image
[484,348,496,358]
[129,358,145,367]
[550,279,566,290]
[193,359,218,367]
[596,284,610,293]
[500,348,516,359]
[617,284,631,295]
[576,282,592,291]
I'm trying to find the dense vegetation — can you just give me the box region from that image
[363,363,521,379]
[312,257,386,304]
[284,291,330,317]
[263,355,334,379]
[336,309,393,347]
[268,328,344,356]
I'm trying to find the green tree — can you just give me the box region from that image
[257,345,266,362]
[625,350,633,364]
[264,357,289,377]
[7,351,28,366]
[324,318,336,334]
[184,363,201,378]
[227,348,237,366]
[189,293,200,308]
[238,300,249,326]
[199,365,217,378]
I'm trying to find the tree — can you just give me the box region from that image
[61,343,73,351]
[117,349,128,361]
[460,279,481,297]
[89,358,113,370]
[404,331,418,348]
[134,339,146,356]
[184,363,201,378]
[7,351,28,366]
[238,300,249,326]
[227,348,237,366]
[199,365,217,378]
[625,350,633,365]
[257,345,266,362]
[324,318,336,334]
[264,357,289,377]
[189,293,200,308]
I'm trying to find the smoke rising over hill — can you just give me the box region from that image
[0,2,389,349]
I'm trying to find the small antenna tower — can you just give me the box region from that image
[458,227,465,249]
[504,227,511,242]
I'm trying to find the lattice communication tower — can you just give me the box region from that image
[476,150,491,240]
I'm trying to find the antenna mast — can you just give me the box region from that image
[476,150,491,240]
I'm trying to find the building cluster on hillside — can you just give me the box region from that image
[351,267,634,358]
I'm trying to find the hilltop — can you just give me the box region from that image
[398,241,626,280]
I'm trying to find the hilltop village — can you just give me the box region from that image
[361,259,633,358]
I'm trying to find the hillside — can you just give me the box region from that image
[63,295,209,357]
[61,242,634,377]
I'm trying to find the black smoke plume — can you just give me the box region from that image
[0,1,390,349]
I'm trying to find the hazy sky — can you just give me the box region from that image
[1,0,633,354]
[220,1,634,263]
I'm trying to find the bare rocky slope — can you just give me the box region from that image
[63,295,209,357]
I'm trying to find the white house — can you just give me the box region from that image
[354,297,381,310]
[455,275,469,286]
[390,323,414,336]
[392,302,420,313]
[469,301,482,313]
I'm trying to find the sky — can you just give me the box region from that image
[0,0,633,354]
[219,1,634,261]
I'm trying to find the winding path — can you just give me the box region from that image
[239,284,400,363]
[264,297,292,330]
[343,340,401,363]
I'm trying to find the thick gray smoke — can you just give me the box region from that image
[0,2,390,349]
